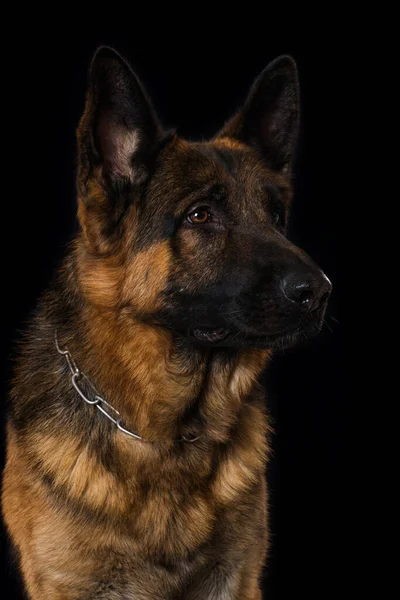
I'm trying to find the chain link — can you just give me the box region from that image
[55,332,201,443]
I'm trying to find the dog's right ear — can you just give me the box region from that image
[77,47,164,251]
[78,46,163,186]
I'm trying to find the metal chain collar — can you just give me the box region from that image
[55,332,201,444]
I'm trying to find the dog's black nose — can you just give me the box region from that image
[282,271,332,311]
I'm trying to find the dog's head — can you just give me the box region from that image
[76,47,331,350]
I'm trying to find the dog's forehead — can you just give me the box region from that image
[158,137,287,198]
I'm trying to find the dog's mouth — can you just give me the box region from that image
[192,327,230,343]
[190,318,323,349]
[185,305,327,348]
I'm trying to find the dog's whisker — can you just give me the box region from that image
[323,320,334,333]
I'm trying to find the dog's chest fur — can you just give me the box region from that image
[3,315,270,599]
[4,419,268,600]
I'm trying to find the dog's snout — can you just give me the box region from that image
[281,270,332,311]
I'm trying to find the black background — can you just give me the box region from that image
[1,23,351,599]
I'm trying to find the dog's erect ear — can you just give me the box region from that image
[217,56,299,173]
[77,46,164,189]
[77,47,166,252]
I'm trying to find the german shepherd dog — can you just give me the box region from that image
[1,48,331,599]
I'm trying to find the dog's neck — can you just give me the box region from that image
[70,309,269,443]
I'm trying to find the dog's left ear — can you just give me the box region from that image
[217,56,299,173]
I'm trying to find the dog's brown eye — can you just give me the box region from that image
[187,208,212,225]
[272,211,280,226]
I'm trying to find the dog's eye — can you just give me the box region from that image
[272,211,280,226]
[187,207,213,225]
